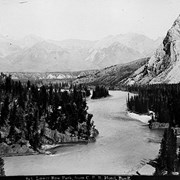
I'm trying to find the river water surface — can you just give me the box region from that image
[3,91,164,175]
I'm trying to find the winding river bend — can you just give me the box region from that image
[3,91,164,175]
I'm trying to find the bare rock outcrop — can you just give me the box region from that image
[125,14,180,85]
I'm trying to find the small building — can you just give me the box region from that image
[174,127,180,136]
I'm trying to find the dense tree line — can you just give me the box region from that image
[0,157,4,176]
[91,86,109,99]
[155,125,180,175]
[0,73,94,151]
[84,86,91,97]
[155,127,178,175]
[126,84,180,126]
[75,84,91,97]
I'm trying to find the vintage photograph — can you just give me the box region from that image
[0,0,180,178]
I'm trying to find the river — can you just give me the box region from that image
[3,91,164,175]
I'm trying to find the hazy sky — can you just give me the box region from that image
[0,0,180,41]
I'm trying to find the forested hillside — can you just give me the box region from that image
[0,73,98,156]
[75,57,149,88]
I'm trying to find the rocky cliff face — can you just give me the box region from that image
[125,15,180,85]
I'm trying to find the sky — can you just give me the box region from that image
[0,0,180,41]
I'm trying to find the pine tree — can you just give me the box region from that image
[0,157,5,176]
[157,129,168,171]
[166,128,177,174]
[0,96,9,126]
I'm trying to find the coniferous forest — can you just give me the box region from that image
[126,84,180,175]
[126,84,180,126]
[91,85,109,99]
[0,157,4,176]
[0,73,98,158]
[154,127,178,175]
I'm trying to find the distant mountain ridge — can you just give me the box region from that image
[15,34,43,49]
[0,33,162,72]
[6,69,98,81]
[85,33,162,68]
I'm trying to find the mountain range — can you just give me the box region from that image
[0,33,162,72]
[73,14,180,87]
[1,15,180,85]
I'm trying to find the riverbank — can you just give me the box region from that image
[91,94,111,100]
[41,128,99,154]
[0,141,88,157]
[127,111,151,124]
[42,141,88,150]
[1,127,99,157]
[0,140,94,157]
[0,152,38,157]
[127,111,161,175]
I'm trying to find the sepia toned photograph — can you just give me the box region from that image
[0,0,180,179]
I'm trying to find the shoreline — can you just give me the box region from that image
[127,111,160,175]
[1,142,87,157]
[41,140,89,151]
[91,94,111,100]
[0,152,39,157]
[1,135,98,157]
[127,111,151,124]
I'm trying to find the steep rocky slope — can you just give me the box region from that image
[125,15,180,85]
